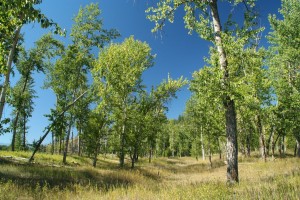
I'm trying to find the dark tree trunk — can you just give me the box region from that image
[208,145,212,169]
[63,116,73,164]
[266,126,274,156]
[257,115,267,162]
[51,132,55,155]
[59,136,62,154]
[225,99,239,183]
[130,150,137,169]
[11,114,19,151]
[71,131,74,154]
[282,135,285,157]
[23,114,26,150]
[296,138,300,158]
[246,132,251,157]
[149,148,153,163]
[272,134,280,159]
[218,137,222,160]
[78,128,81,156]
[210,0,238,183]
[93,145,99,168]
[209,152,212,168]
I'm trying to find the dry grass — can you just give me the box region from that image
[0,151,299,199]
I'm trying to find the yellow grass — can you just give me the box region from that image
[0,151,299,199]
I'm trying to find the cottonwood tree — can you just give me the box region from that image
[0,0,63,121]
[8,34,63,151]
[147,76,188,161]
[93,37,154,167]
[189,64,225,164]
[9,75,35,151]
[82,109,110,167]
[29,3,119,162]
[45,3,118,164]
[268,0,300,157]
[147,0,261,183]
[127,76,187,168]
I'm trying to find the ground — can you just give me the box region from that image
[0,151,299,199]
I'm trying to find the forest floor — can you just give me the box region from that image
[0,151,299,199]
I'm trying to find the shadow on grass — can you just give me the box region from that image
[152,158,225,174]
[0,158,134,191]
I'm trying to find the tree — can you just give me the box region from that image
[82,110,110,167]
[268,0,300,157]
[93,36,154,167]
[41,3,119,164]
[0,0,63,121]
[9,74,36,151]
[147,0,264,182]
[8,34,63,151]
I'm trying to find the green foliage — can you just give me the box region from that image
[146,0,258,40]
[71,3,120,50]
[268,0,300,142]
[0,0,64,74]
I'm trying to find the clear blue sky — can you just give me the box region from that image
[0,0,281,145]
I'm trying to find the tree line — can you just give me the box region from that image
[0,0,299,184]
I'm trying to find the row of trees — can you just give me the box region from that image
[1,0,299,184]
[146,0,300,183]
[0,3,186,170]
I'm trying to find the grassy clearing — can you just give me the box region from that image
[0,151,299,199]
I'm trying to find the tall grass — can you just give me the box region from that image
[0,151,299,199]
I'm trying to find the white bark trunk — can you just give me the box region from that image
[0,26,22,120]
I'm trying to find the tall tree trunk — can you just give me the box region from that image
[11,114,19,151]
[59,136,62,154]
[246,132,251,157]
[93,144,99,168]
[224,100,239,183]
[0,27,22,120]
[218,137,222,160]
[296,138,300,158]
[71,130,74,154]
[12,72,31,151]
[200,128,205,161]
[119,124,126,167]
[63,115,73,164]
[282,135,286,157]
[272,134,280,159]
[78,127,81,156]
[51,132,55,155]
[149,148,153,163]
[23,114,26,150]
[257,115,267,162]
[210,0,238,183]
[208,147,212,169]
[266,126,274,156]
[208,136,212,168]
